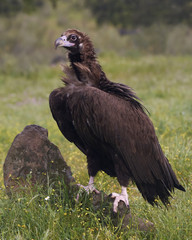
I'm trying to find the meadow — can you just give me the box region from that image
[0,54,191,239]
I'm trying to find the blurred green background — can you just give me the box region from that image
[1,0,192,74]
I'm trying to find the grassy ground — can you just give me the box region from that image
[0,55,191,239]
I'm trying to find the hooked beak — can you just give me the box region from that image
[54,36,75,49]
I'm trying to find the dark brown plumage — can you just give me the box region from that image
[49,29,185,211]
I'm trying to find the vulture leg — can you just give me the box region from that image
[110,186,129,213]
[76,176,100,201]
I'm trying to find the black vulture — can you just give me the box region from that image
[49,29,185,212]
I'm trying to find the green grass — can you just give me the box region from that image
[0,55,192,239]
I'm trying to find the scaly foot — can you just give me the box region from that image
[76,176,99,201]
[110,186,129,212]
[77,183,100,194]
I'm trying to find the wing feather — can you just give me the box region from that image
[67,85,184,204]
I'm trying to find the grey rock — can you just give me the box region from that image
[3,125,75,195]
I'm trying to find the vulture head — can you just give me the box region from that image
[55,29,95,57]
[54,29,100,84]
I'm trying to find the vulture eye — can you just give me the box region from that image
[70,34,77,41]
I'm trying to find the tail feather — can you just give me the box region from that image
[136,158,185,206]
[137,180,172,206]
[175,183,185,192]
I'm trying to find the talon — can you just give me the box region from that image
[76,193,80,202]
[76,177,100,201]
[76,184,99,202]
[77,183,99,194]
[110,186,129,213]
